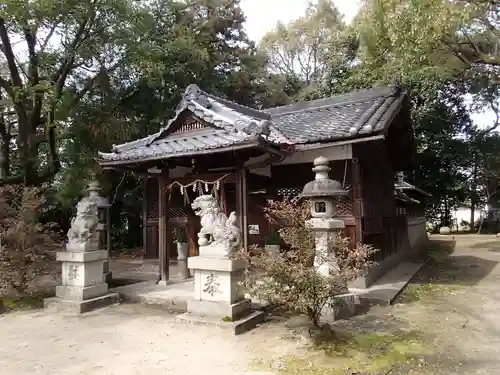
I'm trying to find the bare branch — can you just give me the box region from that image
[39,22,59,53]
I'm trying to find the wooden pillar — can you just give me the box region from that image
[235,162,249,251]
[158,173,170,284]
[351,155,363,246]
[142,179,148,256]
[187,209,198,257]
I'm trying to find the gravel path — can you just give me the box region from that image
[0,304,277,375]
[4,235,500,375]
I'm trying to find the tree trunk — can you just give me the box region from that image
[470,200,476,232]
[470,153,478,232]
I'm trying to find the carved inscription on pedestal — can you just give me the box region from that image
[202,273,220,296]
[68,264,79,280]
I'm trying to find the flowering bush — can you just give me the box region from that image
[235,198,378,327]
[0,186,60,297]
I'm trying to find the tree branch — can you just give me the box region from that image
[0,77,14,98]
[0,18,24,87]
[67,60,123,109]
[39,22,59,53]
[52,2,97,99]
[24,26,43,132]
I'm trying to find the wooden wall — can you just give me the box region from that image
[352,140,399,261]
[270,160,357,247]
[141,142,411,272]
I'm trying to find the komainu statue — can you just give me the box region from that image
[191,195,242,257]
[67,199,99,246]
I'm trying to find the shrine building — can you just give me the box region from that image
[98,84,429,288]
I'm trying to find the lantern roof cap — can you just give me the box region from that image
[300,157,348,198]
[87,180,110,207]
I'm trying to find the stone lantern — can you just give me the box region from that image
[87,180,112,283]
[301,156,348,277]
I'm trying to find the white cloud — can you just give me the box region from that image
[240,0,362,42]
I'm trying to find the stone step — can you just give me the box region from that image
[175,310,266,335]
[110,280,193,313]
[349,261,423,306]
[44,292,120,314]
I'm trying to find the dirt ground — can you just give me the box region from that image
[2,235,500,375]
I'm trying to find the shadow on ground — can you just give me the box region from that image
[397,239,498,303]
[469,239,500,251]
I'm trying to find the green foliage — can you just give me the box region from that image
[259,0,353,102]
[35,0,269,248]
[317,0,498,226]
[264,230,282,246]
[0,0,156,185]
[174,227,188,243]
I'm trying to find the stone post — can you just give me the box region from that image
[44,195,119,313]
[86,180,112,283]
[176,194,264,334]
[176,240,190,280]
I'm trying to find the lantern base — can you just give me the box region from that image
[306,217,345,231]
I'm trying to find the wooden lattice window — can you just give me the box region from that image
[336,195,353,216]
[276,186,353,217]
[146,179,159,220]
[276,187,302,198]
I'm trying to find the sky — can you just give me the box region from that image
[241,0,361,42]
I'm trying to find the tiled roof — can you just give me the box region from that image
[99,128,261,163]
[263,86,405,143]
[395,179,432,197]
[99,86,288,164]
[98,84,407,165]
[395,190,421,204]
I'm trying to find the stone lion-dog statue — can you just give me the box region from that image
[67,199,99,245]
[191,195,242,255]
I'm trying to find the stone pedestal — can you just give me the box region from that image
[307,217,345,276]
[44,246,119,313]
[103,259,112,283]
[176,254,264,334]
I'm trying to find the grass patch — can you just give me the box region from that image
[2,291,53,312]
[397,240,464,303]
[261,330,432,375]
[398,283,461,303]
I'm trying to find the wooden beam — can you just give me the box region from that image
[158,173,170,284]
[174,172,236,185]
